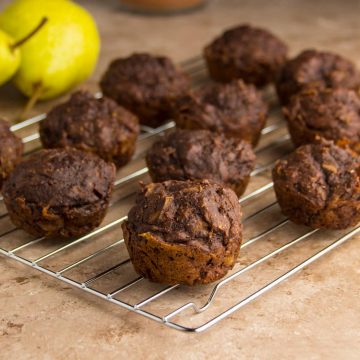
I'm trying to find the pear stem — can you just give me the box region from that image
[11,17,48,51]
[19,82,44,120]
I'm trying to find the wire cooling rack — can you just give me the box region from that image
[1,56,360,333]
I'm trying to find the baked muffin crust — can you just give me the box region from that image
[3,149,115,239]
[146,129,256,196]
[40,91,140,168]
[122,180,243,285]
[204,24,288,86]
[273,139,360,229]
[100,53,190,128]
[174,80,268,146]
[276,49,360,105]
[0,119,23,190]
[284,87,360,152]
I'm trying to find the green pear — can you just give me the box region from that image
[0,17,48,87]
[0,0,100,102]
[0,29,20,85]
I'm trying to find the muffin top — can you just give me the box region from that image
[284,87,360,148]
[273,139,360,208]
[204,24,288,85]
[40,91,140,166]
[0,119,23,188]
[174,80,268,142]
[3,148,115,208]
[277,49,360,104]
[100,53,190,110]
[146,128,256,187]
[126,180,243,252]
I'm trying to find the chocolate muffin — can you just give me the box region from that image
[122,180,243,285]
[40,91,140,168]
[146,129,256,196]
[272,139,360,229]
[276,49,360,105]
[0,119,23,190]
[174,80,268,146]
[3,149,115,239]
[284,87,360,152]
[204,24,288,86]
[100,53,190,128]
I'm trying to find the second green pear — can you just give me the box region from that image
[0,29,20,86]
[0,0,100,100]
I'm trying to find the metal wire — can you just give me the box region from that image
[1,56,358,333]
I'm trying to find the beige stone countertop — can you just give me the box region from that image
[1,0,360,359]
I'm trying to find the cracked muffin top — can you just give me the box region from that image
[146,128,255,195]
[273,139,360,209]
[284,87,360,151]
[40,91,140,167]
[204,24,288,86]
[3,148,115,208]
[276,49,360,104]
[100,53,190,127]
[174,80,268,145]
[125,179,243,252]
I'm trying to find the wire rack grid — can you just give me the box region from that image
[1,56,359,333]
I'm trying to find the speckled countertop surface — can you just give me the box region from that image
[1,0,360,359]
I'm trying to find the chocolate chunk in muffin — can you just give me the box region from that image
[40,91,140,168]
[0,119,23,190]
[100,53,190,128]
[276,49,360,105]
[204,24,288,86]
[146,129,256,196]
[283,87,360,152]
[272,139,360,229]
[174,80,268,146]
[3,149,115,239]
[122,180,243,285]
